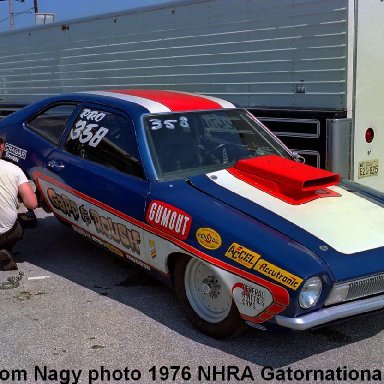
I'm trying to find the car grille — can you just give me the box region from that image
[346,274,384,301]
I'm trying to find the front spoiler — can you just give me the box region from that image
[275,294,384,331]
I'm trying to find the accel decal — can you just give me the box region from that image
[225,242,261,269]
[226,242,303,290]
[146,200,192,240]
[196,228,222,250]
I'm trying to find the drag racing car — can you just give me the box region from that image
[1,89,384,338]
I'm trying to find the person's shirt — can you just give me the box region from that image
[0,159,28,234]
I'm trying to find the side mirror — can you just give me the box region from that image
[292,151,306,164]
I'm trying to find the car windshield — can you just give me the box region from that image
[143,109,292,180]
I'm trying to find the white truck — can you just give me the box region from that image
[0,0,383,191]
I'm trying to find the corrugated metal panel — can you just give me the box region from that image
[0,0,348,108]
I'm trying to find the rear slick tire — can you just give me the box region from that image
[174,255,245,339]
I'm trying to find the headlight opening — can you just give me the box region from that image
[299,276,323,309]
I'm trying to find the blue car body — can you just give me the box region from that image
[1,89,384,338]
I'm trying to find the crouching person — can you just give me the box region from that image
[0,137,38,270]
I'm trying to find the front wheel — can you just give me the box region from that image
[174,256,245,338]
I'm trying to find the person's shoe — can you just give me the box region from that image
[0,249,18,271]
[18,210,37,227]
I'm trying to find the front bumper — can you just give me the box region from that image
[275,293,384,330]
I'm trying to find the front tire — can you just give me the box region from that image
[174,255,245,338]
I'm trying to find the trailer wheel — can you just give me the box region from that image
[174,255,245,339]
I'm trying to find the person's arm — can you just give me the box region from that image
[18,182,38,210]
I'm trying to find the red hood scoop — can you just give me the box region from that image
[228,156,340,205]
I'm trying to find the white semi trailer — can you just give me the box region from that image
[0,0,383,191]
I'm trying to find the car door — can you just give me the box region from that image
[19,102,80,173]
[35,103,151,266]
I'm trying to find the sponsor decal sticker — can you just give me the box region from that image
[72,225,92,240]
[125,253,151,271]
[146,200,192,240]
[239,284,265,308]
[225,242,302,290]
[254,259,303,290]
[196,228,222,250]
[149,239,157,258]
[232,281,289,323]
[225,243,261,269]
[4,143,27,163]
[105,243,125,257]
[232,282,272,318]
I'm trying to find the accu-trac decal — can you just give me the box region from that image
[146,200,192,240]
[225,242,303,290]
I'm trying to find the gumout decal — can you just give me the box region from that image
[146,200,192,240]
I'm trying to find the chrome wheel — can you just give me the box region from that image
[184,258,232,323]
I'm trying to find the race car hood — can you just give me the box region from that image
[189,156,384,282]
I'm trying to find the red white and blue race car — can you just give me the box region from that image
[1,89,384,338]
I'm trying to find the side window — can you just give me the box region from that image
[27,104,78,145]
[64,106,144,178]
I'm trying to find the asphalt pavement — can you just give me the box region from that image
[0,208,383,384]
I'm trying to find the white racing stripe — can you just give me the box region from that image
[166,90,236,108]
[83,91,171,113]
[208,170,384,254]
[197,94,236,108]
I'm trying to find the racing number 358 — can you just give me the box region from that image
[70,120,109,147]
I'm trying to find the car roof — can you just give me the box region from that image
[81,89,235,113]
